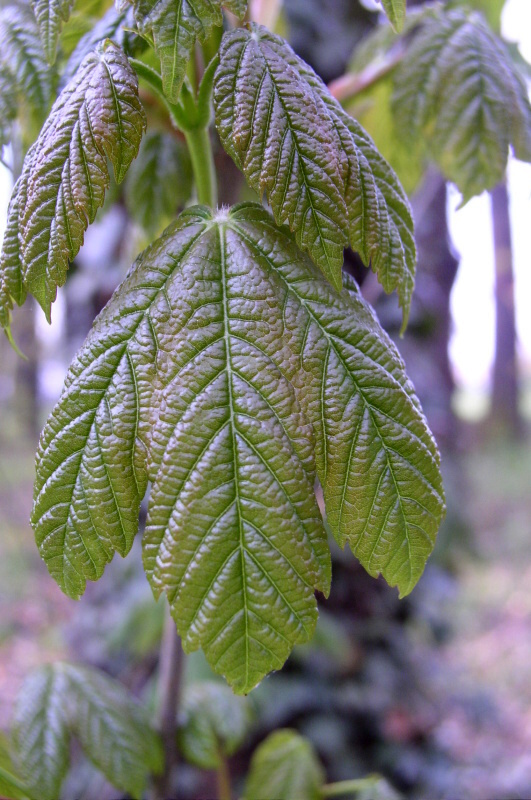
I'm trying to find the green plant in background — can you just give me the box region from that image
[0,0,529,796]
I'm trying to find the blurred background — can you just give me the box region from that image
[0,0,530,798]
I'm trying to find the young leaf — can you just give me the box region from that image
[142,210,331,694]
[13,665,70,800]
[31,0,74,64]
[130,0,248,103]
[13,664,162,800]
[228,205,444,596]
[0,5,54,134]
[0,175,28,332]
[244,729,324,800]
[61,6,128,84]
[378,0,406,33]
[0,40,146,324]
[125,130,193,235]
[61,665,163,797]
[214,24,416,323]
[178,682,250,768]
[392,9,531,201]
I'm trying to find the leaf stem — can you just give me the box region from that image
[184,125,217,208]
[151,607,185,800]
[216,751,232,800]
[322,775,382,797]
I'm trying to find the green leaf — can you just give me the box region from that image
[243,729,324,800]
[178,681,251,768]
[13,663,162,800]
[130,0,248,103]
[125,130,193,235]
[0,733,31,800]
[214,24,416,324]
[0,5,54,139]
[31,0,74,64]
[378,0,406,33]
[61,6,128,83]
[0,40,146,325]
[142,210,331,693]
[227,205,444,596]
[13,665,70,800]
[0,174,28,332]
[392,9,531,201]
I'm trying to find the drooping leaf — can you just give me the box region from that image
[227,205,444,596]
[0,5,54,139]
[243,729,324,800]
[31,0,74,64]
[378,0,406,33]
[0,40,145,325]
[392,9,531,201]
[129,0,248,103]
[142,210,331,693]
[178,682,251,768]
[33,204,443,694]
[214,24,416,323]
[125,130,193,235]
[13,664,162,800]
[0,174,28,331]
[13,665,70,800]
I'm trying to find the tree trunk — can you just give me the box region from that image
[490,178,521,437]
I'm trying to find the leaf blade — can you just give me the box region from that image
[244,729,324,800]
[31,0,74,64]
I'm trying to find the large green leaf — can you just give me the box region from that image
[129,0,248,103]
[125,130,193,235]
[31,0,74,64]
[33,204,443,691]
[228,206,444,596]
[0,40,145,325]
[178,681,250,768]
[243,730,324,800]
[393,9,531,201]
[214,24,416,324]
[13,663,162,800]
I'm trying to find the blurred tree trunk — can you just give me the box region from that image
[12,298,39,439]
[490,178,521,437]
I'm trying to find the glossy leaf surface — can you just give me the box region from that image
[130,0,248,102]
[0,41,145,325]
[214,24,416,323]
[33,204,443,692]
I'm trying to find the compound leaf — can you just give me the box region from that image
[214,25,416,323]
[393,9,531,201]
[33,203,443,691]
[13,664,161,800]
[31,0,74,64]
[125,130,193,235]
[13,665,70,800]
[178,681,250,768]
[244,729,324,800]
[0,40,146,324]
[130,0,248,103]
